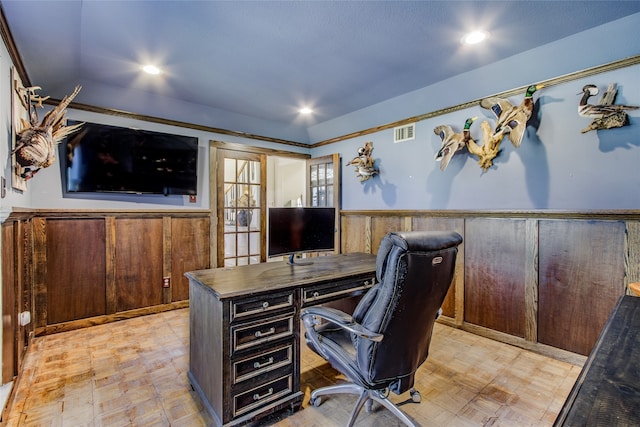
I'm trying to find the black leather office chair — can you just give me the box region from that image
[301,230,463,426]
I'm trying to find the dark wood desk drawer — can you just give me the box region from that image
[303,276,375,305]
[231,291,294,321]
[233,374,293,417]
[232,312,295,353]
[233,343,293,384]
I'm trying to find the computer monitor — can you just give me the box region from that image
[267,207,336,265]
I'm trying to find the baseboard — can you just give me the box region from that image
[34,300,189,336]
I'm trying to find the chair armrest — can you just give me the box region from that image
[302,306,383,342]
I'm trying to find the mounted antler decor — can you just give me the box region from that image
[11,68,83,184]
[347,141,378,182]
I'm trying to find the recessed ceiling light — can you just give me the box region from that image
[142,64,162,75]
[461,30,489,45]
[299,107,314,115]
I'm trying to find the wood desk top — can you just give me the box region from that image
[185,252,377,300]
[555,295,640,426]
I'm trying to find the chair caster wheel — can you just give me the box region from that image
[310,396,322,407]
[410,389,421,403]
[365,399,374,413]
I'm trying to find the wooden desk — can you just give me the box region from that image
[185,253,377,426]
[554,295,640,426]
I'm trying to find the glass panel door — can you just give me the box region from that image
[306,154,340,255]
[218,150,266,267]
[308,154,337,207]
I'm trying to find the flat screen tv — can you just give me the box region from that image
[62,121,198,195]
[268,207,336,265]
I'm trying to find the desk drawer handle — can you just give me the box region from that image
[253,357,274,369]
[306,283,374,302]
[253,387,273,401]
[255,327,276,338]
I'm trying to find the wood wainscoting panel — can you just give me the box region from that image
[115,218,164,311]
[340,215,371,253]
[538,220,625,356]
[32,217,47,329]
[2,223,17,383]
[45,218,107,324]
[16,219,33,372]
[171,217,211,302]
[371,216,404,254]
[412,217,465,320]
[626,220,640,290]
[464,218,527,337]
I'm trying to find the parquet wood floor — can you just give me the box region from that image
[0,309,582,426]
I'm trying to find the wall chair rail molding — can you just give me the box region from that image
[312,55,640,148]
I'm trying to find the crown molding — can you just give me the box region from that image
[310,55,640,148]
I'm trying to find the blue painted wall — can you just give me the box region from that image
[311,14,640,210]
[2,13,638,213]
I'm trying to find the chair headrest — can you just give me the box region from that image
[390,231,463,251]
[376,231,463,281]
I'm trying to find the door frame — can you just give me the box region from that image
[209,140,310,267]
[307,153,341,254]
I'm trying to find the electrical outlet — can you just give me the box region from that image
[162,276,170,288]
[19,311,31,326]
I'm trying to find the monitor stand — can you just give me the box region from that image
[287,253,313,266]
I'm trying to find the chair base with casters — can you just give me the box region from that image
[310,383,422,427]
[302,231,463,427]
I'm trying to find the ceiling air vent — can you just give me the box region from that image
[394,123,415,143]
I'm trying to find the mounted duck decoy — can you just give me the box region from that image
[578,83,638,133]
[433,117,477,171]
[347,141,378,182]
[480,84,543,147]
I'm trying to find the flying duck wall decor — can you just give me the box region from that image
[480,84,543,148]
[347,141,378,182]
[12,84,83,180]
[432,83,542,172]
[578,83,638,133]
[434,84,543,173]
[433,117,477,171]
[433,116,503,173]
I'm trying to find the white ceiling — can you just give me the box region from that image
[3,1,640,143]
